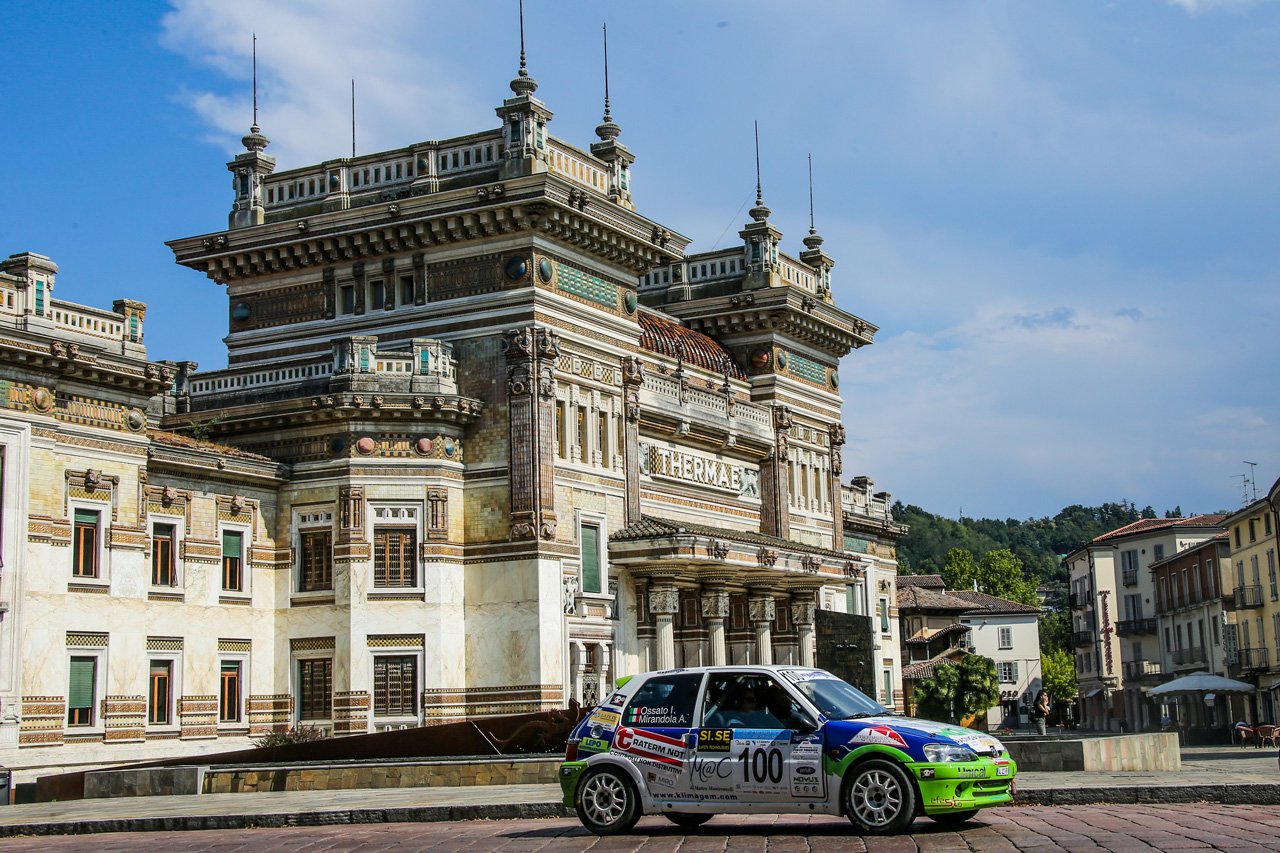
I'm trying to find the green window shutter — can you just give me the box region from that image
[74,509,98,526]
[68,657,96,709]
[581,525,601,594]
[222,531,242,557]
[846,585,855,614]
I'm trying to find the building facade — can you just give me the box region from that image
[1067,516,1225,731]
[1220,494,1280,723]
[0,58,899,778]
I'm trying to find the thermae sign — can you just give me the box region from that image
[640,443,759,498]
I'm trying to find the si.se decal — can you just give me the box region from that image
[850,725,907,748]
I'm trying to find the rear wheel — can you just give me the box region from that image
[664,812,713,828]
[928,809,980,826]
[843,758,917,835]
[575,766,641,835]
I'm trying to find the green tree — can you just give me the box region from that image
[1038,610,1071,656]
[941,548,975,590]
[912,656,1001,724]
[975,549,1039,606]
[1041,649,1077,710]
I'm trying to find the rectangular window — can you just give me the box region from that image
[597,412,608,460]
[151,523,176,587]
[581,523,601,594]
[370,280,385,310]
[882,670,893,705]
[1267,513,1274,537]
[341,286,355,314]
[373,655,418,717]
[374,528,416,587]
[400,275,414,306]
[1153,544,1165,561]
[73,508,100,578]
[879,597,890,633]
[222,530,244,592]
[1236,526,1242,548]
[35,280,44,315]
[998,661,1018,683]
[555,401,567,459]
[577,406,587,457]
[299,530,333,591]
[1270,550,1278,601]
[998,627,1013,649]
[148,660,171,725]
[220,661,241,723]
[67,656,96,726]
[298,658,333,720]
[1250,519,1258,543]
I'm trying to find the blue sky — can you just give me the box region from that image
[3,0,1278,521]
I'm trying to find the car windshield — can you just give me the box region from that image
[791,673,887,720]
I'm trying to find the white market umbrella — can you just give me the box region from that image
[1147,671,1256,697]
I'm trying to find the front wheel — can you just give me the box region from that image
[575,766,641,835]
[928,809,979,826]
[664,812,713,828]
[843,758,917,835]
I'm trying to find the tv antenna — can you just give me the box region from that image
[1244,461,1259,502]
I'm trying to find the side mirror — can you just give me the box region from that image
[788,712,819,733]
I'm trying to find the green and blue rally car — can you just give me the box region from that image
[560,665,1015,835]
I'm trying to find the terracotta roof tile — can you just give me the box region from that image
[148,429,275,463]
[1089,515,1226,545]
[902,650,968,680]
[898,574,946,589]
[904,623,972,644]
[947,590,1042,615]
[638,310,746,379]
[611,515,850,560]
[896,585,977,612]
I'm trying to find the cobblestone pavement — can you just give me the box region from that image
[2,806,1280,853]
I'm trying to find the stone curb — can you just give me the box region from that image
[0,801,573,838]
[1013,782,1280,807]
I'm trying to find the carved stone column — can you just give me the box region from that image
[749,594,777,666]
[649,584,681,670]
[760,405,792,538]
[700,587,731,667]
[505,327,559,541]
[792,595,818,668]
[620,356,645,526]
[829,422,846,550]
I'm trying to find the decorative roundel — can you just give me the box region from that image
[505,256,528,282]
[30,387,54,414]
[444,437,456,457]
[126,409,147,433]
[415,437,433,456]
[231,302,251,323]
[418,157,429,173]
[355,437,376,455]
[776,350,789,371]
[623,290,638,314]
[538,257,554,283]
[829,370,840,391]
[328,173,340,188]
[329,437,346,455]
[750,349,771,369]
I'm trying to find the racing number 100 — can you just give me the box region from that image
[739,746,783,785]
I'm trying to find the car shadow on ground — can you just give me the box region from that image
[501,818,990,838]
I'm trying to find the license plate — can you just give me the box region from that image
[996,765,1011,777]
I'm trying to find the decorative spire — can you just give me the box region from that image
[241,32,269,152]
[595,23,621,141]
[749,120,771,222]
[803,152,824,250]
[510,0,539,96]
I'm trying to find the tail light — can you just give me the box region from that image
[565,741,578,761]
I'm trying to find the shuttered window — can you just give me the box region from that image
[299,530,332,591]
[581,524,601,594]
[152,524,175,586]
[68,656,96,726]
[220,661,241,723]
[222,531,243,591]
[373,656,418,717]
[148,661,171,724]
[298,658,333,720]
[73,509,99,578]
[374,529,416,587]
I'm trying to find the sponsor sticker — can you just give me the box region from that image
[605,692,628,708]
[579,736,610,754]
[614,726,687,767]
[588,708,621,728]
[850,725,908,748]
[625,705,693,726]
[957,767,985,778]
[697,728,733,752]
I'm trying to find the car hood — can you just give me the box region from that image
[840,716,1006,756]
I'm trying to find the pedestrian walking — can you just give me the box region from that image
[1032,689,1050,736]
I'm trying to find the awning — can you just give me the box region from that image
[1083,687,1103,698]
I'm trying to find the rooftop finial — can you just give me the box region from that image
[803,152,824,249]
[510,0,539,96]
[252,33,258,130]
[749,120,770,222]
[351,79,356,158]
[595,23,621,141]
[241,33,269,153]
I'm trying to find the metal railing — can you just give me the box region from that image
[1069,592,1090,610]
[1116,618,1157,636]
[1241,646,1270,669]
[1235,586,1264,608]
[1173,646,1205,666]
[1122,569,1139,587]
[1072,630,1094,647]
[1122,660,1161,680]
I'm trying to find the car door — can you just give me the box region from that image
[694,672,824,804]
[614,671,703,798]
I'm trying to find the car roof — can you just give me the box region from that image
[629,665,823,679]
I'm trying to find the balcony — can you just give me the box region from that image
[1122,660,1162,680]
[1241,646,1270,669]
[1173,646,1205,666]
[1116,618,1157,637]
[1235,586,1264,608]
[1069,592,1090,610]
[1122,568,1139,587]
[1072,630,1094,647]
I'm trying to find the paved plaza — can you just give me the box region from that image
[2,806,1280,853]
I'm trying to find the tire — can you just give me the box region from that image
[575,766,642,835]
[843,758,917,835]
[664,812,713,828]
[928,809,979,826]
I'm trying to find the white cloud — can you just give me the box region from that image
[1169,0,1274,14]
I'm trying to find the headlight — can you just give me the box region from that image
[924,743,979,763]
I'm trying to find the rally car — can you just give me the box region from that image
[560,665,1015,835]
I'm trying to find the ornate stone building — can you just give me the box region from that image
[0,52,901,777]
